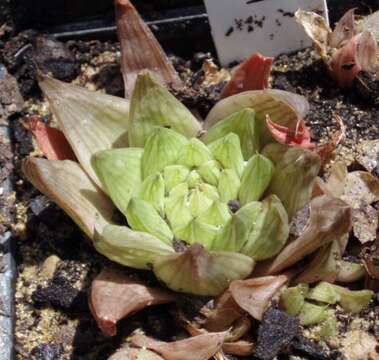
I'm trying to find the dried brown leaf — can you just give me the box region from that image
[295,9,331,58]
[222,339,255,356]
[363,243,379,279]
[229,275,290,321]
[267,195,352,274]
[22,157,115,239]
[90,268,175,336]
[108,345,164,360]
[130,332,226,360]
[295,240,341,284]
[115,0,182,97]
[329,9,358,48]
[202,291,245,332]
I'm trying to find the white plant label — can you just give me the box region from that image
[204,0,328,66]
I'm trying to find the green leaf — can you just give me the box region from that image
[263,143,321,219]
[280,284,309,316]
[212,201,262,252]
[198,201,231,227]
[203,108,260,159]
[205,89,308,146]
[188,187,213,217]
[165,192,193,229]
[198,183,219,201]
[241,195,289,261]
[186,170,202,188]
[208,134,244,177]
[141,127,187,179]
[307,282,340,304]
[198,160,222,186]
[126,198,173,245]
[94,225,174,270]
[299,302,328,326]
[39,74,130,188]
[163,165,190,193]
[173,218,219,249]
[129,72,201,146]
[177,138,213,168]
[92,148,143,214]
[307,281,374,313]
[239,154,274,204]
[139,173,165,215]
[218,169,241,203]
[153,244,254,296]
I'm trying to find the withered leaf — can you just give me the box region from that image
[229,275,290,321]
[90,268,175,336]
[130,332,226,360]
[267,195,351,274]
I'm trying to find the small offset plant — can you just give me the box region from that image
[23,69,322,296]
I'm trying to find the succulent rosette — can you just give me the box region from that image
[23,69,322,296]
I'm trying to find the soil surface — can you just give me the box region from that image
[0,0,379,359]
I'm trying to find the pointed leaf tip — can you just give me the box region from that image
[115,0,183,97]
[38,74,130,188]
[154,244,254,296]
[129,72,201,146]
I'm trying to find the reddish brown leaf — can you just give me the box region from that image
[130,332,226,360]
[266,116,315,149]
[329,31,377,88]
[222,339,255,356]
[202,290,245,332]
[115,0,183,97]
[229,275,290,321]
[90,269,175,336]
[267,195,352,275]
[329,8,358,48]
[220,53,273,99]
[26,115,76,161]
[317,114,346,163]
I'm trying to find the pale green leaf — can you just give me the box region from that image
[141,127,187,179]
[163,165,190,192]
[241,195,289,261]
[280,284,309,316]
[153,244,254,296]
[94,225,174,270]
[92,148,143,213]
[177,138,213,168]
[218,169,241,203]
[173,218,219,249]
[186,170,202,188]
[299,302,328,326]
[198,201,231,227]
[126,198,173,245]
[203,108,260,159]
[212,201,262,252]
[239,154,274,205]
[139,173,165,215]
[39,74,130,188]
[208,134,244,177]
[188,187,213,217]
[263,143,321,219]
[129,72,201,146]
[198,160,222,186]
